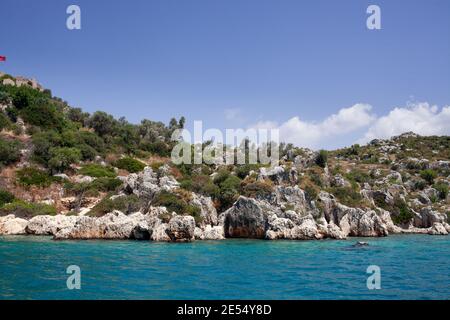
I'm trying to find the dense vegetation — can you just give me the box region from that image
[0,79,184,173]
[0,76,186,217]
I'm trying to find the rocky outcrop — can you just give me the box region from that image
[54,211,147,240]
[123,167,160,201]
[190,193,218,226]
[266,214,321,240]
[222,196,280,238]
[428,222,449,235]
[26,215,77,235]
[221,195,367,240]
[318,192,390,237]
[342,208,389,237]
[194,225,225,240]
[273,186,310,213]
[258,166,298,185]
[165,215,195,242]
[0,215,28,235]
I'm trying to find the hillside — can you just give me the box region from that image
[0,72,449,240]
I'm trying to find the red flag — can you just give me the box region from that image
[0,56,6,61]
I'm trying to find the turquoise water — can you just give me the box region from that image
[0,235,449,300]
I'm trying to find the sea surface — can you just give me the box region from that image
[0,234,449,300]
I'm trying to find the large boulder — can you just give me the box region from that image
[222,196,280,238]
[54,211,147,240]
[26,215,78,235]
[123,167,160,200]
[266,214,321,240]
[143,215,171,241]
[145,206,172,241]
[318,192,389,237]
[332,174,350,188]
[258,166,297,185]
[166,215,195,242]
[344,208,389,237]
[273,185,309,213]
[413,207,447,228]
[194,225,225,240]
[428,222,449,235]
[326,222,347,239]
[0,215,28,235]
[293,150,316,169]
[430,160,450,170]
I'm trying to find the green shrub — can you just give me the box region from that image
[5,107,19,122]
[391,198,413,225]
[345,169,371,184]
[0,112,11,130]
[63,181,97,198]
[21,102,65,130]
[77,144,97,161]
[215,173,241,210]
[241,180,274,199]
[140,141,170,157]
[151,190,202,224]
[76,130,105,152]
[87,111,117,137]
[315,150,328,168]
[114,157,145,173]
[11,124,23,135]
[420,169,437,185]
[374,194,413,224]
[413,179,427,191]
[309,172,323,187]
[328,186,363,207]
[235,164,260,179]
[0,200,56,218]
[434,182,449,200]
[90,177,122,192]
[304,184,318,201]
[31,130,62,164]
[48,147,81,173]
[150,161,165,172]
[0,137,22,166]
[79,164,117,178]
[89,194,140,217]
[180,174,219,198]
[153,191,192,214]
[67,107,89,125]
[16,167,53,187]
[11,86,41,109]
[0,189,15,207]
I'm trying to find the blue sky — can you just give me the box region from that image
[1,0,449,149]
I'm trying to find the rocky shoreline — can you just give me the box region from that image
[1,165,448,241]
[1,134,449,242]
[1,202,448,242]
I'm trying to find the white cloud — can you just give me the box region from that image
[358,102,450,143]
[247,102,450,150]
[249,103,376,149]
[224,108,242,121]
